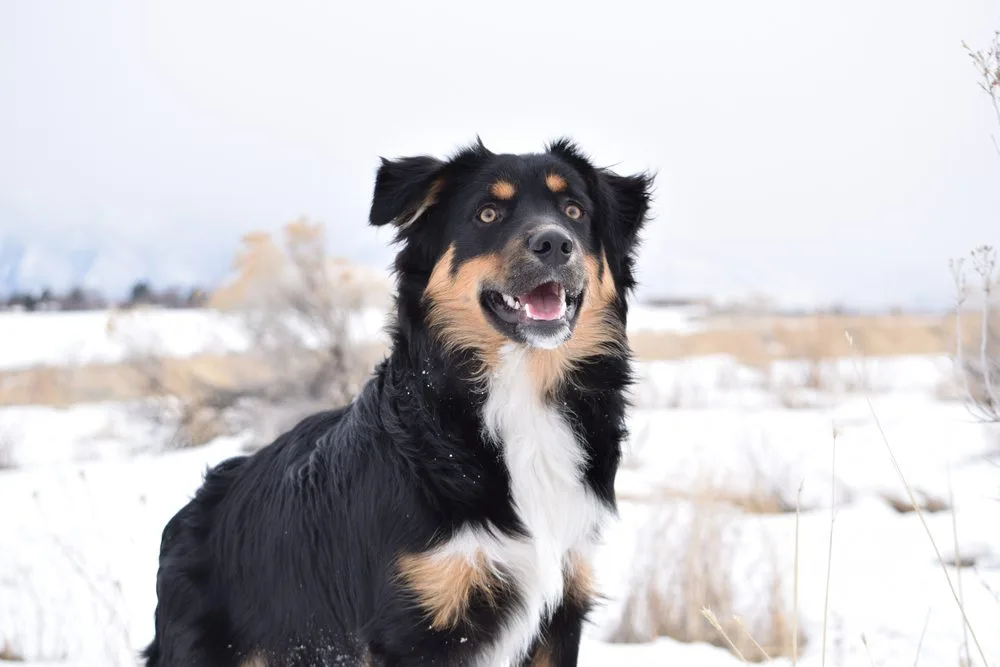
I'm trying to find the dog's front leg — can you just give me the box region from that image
[521,549,595,667]
[519,596,588,667]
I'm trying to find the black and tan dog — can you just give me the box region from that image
[143,138,654,667]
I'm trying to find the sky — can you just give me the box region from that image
[1,0,999,309]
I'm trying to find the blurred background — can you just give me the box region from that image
[1,1,999,665]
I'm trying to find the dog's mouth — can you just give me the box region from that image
[484,281,580,324]
[480,280,583,348]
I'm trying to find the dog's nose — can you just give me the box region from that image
[528,228,574,267]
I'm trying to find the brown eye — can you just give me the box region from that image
[564,203,583,220]
[478,205,499,224]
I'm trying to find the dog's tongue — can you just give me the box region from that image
[521,282,565,321]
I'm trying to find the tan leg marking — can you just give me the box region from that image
[397,550,501,630]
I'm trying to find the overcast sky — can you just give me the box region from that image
[2,0,999,308]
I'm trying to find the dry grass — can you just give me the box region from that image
[1,310,973,409]
[610,474,806,662]
[951,249,1000,423]
[879,489,950,514]
[630,311,960,365]
[0,641,24,661]
[617,486,793,515]
[0,345,386,408]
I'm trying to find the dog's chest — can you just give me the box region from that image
[477,346,607,664]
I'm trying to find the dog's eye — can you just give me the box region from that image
[478,205,499,224]
[563,203,584,220]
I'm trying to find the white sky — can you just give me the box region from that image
[2,0,999,308]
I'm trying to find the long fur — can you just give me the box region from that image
[143,138,653,667]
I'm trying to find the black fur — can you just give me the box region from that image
[143,138,653,667]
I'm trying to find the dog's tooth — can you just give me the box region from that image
[505,294,523,310]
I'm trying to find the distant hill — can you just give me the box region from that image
[0,236,231,298]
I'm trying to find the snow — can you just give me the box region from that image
[1,309,999,666]
[626,303,710,334]
[0,308,390,370]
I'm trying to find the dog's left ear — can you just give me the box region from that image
[601,170,654,244]
[369,155,445,228]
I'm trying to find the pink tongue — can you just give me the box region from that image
[521,283,563,320]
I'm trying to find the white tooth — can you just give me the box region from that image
[502,294,520,310]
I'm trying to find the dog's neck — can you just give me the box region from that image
[373,305,628,511]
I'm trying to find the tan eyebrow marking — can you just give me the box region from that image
[545,172,568,193]
[489,180,516,200]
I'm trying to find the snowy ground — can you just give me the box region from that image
[1,308,999,666]
[0,308,392,370]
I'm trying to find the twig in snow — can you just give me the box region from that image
[701,608,750,664]
[846,330,990,667]
[948,464,971,667]
[821,427,837,667]
[793,480,804,667]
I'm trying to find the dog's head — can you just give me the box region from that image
[370,138,652,381]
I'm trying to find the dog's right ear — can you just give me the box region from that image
[369,156,445,229]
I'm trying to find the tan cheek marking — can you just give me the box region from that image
[545,172,568,193]
[424,245,506,373]
[397,550,500,630]
[527,251,624,396]
[490,180,517,200]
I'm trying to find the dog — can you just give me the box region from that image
[143,138,653,667]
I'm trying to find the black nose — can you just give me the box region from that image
[528,228,574,267]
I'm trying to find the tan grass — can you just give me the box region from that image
[1,310,976,408]
[0,343,387,408]
[0,640,23,661]
[880,490,950,514]
[615,486,792,515]
[630,311,975,363]
[610,474,805,662]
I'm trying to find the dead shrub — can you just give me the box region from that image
[619,440,800,516]
[950,248,1000,423]
[880,489,950,514]
[128,218,389,450]
[0,641,24,660]
[609,480,805,661]
[953,34,1000,422]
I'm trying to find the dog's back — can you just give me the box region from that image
[144,408,387,667]
[143,453,249,667]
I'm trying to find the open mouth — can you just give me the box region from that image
[482,281,582,327]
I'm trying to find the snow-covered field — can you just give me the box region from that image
[1,307,999,666]
[0,308,392,371]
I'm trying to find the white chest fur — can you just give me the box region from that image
[475,345,607,665]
